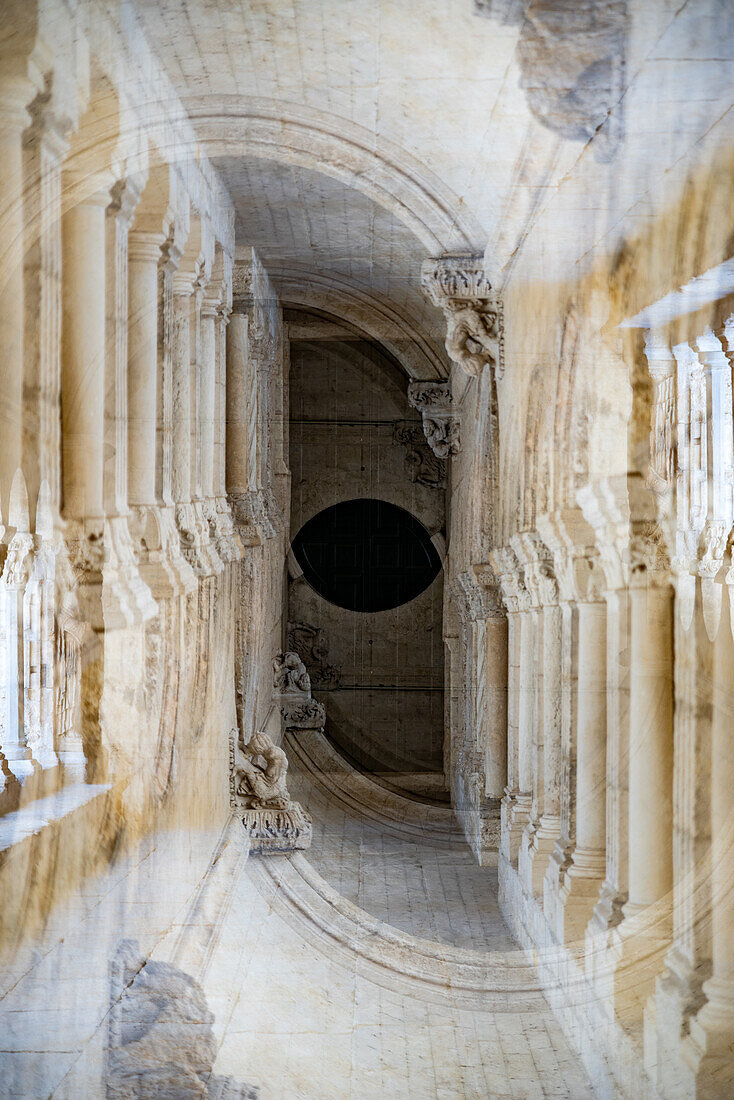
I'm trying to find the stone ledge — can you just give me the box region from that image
[0,783,111,855]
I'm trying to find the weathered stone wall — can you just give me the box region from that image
[288,329,445,781]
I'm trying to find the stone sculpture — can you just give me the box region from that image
[272,650,311,695]
[421,255,503,378]
[231,730,312,854]
[106,939,259,1099]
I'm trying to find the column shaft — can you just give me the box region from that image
[127,236,160,506]
[576,601,607,857]
[0,100,30,523]
[200,305,217,499]
[627,584,673,908]
[171,291,192,504]
[517,610,534,794]
[61,198,107,519]
[484,614,508,797]
[226,311,249,497]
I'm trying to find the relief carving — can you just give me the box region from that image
[421,256,503,379]
[392,423,446,488]
[407,381,460,457]
[230,729,312,854]
[272,651,311,695]
[287,621,341,690]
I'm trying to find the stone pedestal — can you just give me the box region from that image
[240,804,313,855]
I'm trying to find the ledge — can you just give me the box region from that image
[0,783,112,854]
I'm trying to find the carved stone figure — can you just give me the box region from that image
[107,939,259,1099]
[444,298,499,377]
[392,423,446,488]
[407,381,460,457]
[230,730,312,854]
[421,255,503,378]
[235,731,290,809]
[272,651,311,695]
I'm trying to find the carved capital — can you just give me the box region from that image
[698,520,728,580]
[510,532,558,607]
[407,381,460,457]
[1,531,34,588]
[629,521,672,585]
[489,546,530,613]
[421,255,503,378]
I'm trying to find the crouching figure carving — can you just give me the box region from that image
[230,730,312,854]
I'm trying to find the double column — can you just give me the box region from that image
[538,512,608,949]
[514,533,563,899]
[492,546,533,867]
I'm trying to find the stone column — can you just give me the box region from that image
[59,187,110,782]
[557,596,607,946]
[22,92,68,525]
[200,294,218,502]
[686,575,734,1091]
[171,268,196,508]
[127,231,162,508]
[2,474,34,782]
[492,546,532,867]
[578,479,631,988]
[607,528,674,1028]
[226,308,249,500]
[626,581,673,914]
[474,566,508,800]
[102,177,157,627]
[62,195,108,520]
[0,75,36,526]
[537,509,605,946]
[524,592,563,897]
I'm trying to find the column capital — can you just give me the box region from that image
[535,508,604,603]
[629,520,672,586]
[0,72,40,136]
[421,254,503,379]
[407,380,460,457]
[108,174,146,231]
[489,545,531,613]
[510,531,558,607]
[128,228,165,264]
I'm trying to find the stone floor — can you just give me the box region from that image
[205,758,595,1099]
[289,763,516,952]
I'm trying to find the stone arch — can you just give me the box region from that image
[185,98,486,256]
[274,267,449,381]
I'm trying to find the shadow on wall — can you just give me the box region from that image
[475,0,628,159]
[106,940,258,1099]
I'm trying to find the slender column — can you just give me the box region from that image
[614,547,674,1025]
[626,584,674,914]
[200,296,218,501]
[493,549,533,867]
[190,282,204,502]
[687,583,734,1087]
[541,603,563,831]
[127,232,162,507]
[556,597,607,945]
[172,272,196,506]
[61,195,108,520]
[483,608,508,797]
[214,306,228,499]
[517,607,535,797]
[226,309,249,499]
[0,78,35,525]
[523,597,563,896]
[2,474,34,781]
[22,94,67,524]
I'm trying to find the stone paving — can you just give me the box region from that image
[205,762,595,1099]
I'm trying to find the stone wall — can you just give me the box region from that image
[288,326,445,783]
